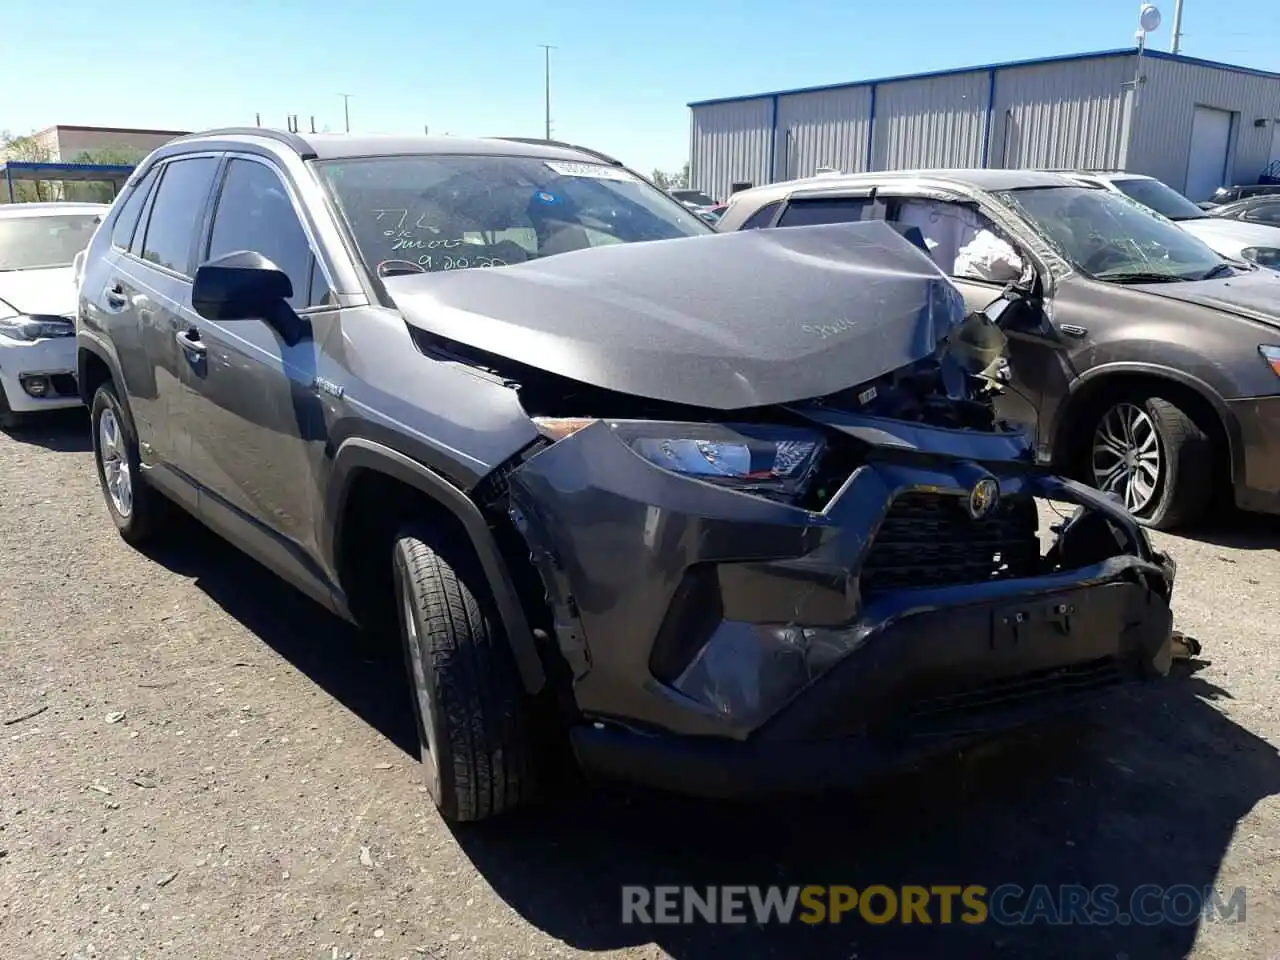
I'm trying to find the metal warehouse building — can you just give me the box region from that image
[689,48,1280,203]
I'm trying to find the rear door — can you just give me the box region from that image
[127,154,223,480]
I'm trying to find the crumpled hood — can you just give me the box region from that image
[0,266,77,318]
[1180,216,1280,255]
[383,221,968,410]
[1129,264,1280,328]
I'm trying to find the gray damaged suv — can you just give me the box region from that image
[77,129,1177,823]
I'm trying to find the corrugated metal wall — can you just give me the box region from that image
[688,98,774,197]
[689,53,1280,198]
[1128,57,1280,192]
[988,57,1132,169]
[775,87,872,181]
[870,71,990,170]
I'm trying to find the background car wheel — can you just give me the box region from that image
[392,524,540,823]
[91,382,165,545]
[1088,394,1213,530]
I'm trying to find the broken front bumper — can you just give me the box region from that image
[506,417,1175,798]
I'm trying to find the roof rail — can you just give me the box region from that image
[490,137,622,166]
[169,127,317,160]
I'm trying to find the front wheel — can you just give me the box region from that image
[1087,395,1213,530]
[392,525,541,823]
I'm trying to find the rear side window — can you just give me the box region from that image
[777,197,876,227]
[205,158,330,309]
[138,157,220,277]
[111,167,159,250]
[739,200,782,230]
[1245,202,1280,225]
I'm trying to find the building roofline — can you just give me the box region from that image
[687,47,1280,108]
[35,124,192,138]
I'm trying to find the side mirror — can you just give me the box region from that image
[192,250,292,322]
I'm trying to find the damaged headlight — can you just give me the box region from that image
[533,418,825,503]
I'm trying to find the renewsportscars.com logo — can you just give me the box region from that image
[621,884,1247,927]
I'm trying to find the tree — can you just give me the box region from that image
[1,130,57,201]
[650,162,691,192]
[69,147,146,202]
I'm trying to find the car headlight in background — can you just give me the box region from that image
[0,312,76,342]
[532,418,826,503]
[1260,345,1280,378]
[1240,247,1280,269]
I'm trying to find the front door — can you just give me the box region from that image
[177,155,338,571]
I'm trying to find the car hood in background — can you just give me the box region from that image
[384,222,968,410]
[0,266,77,318]
[1179,217,1280,255]
[1129,264,1280,328]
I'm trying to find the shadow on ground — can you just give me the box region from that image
[139,518,1280,959]
[1184,508,1280,551]
[1,408,92,452]
[138,512,419,757]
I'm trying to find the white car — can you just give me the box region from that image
[0,201,107,428]
[1066,171,1280,271]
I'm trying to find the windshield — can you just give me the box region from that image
[0,214,100,271]
[672,189,717,206]
[997,185,1227,282]
[1111,178,1207,221]
[316,154,712,277]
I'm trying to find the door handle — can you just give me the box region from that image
[176,329,207,356]
[104,283,127,309]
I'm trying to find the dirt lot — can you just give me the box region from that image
[2,411,1279,960]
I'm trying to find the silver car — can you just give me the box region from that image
[1067,171,1280,271]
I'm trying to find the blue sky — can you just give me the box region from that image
[3,0,1277,176]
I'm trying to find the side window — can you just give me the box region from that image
[111,167,159,251]
[739,200,783,230]
[1245,204,1280,225]
[139,157,220,276]
[205,158,331,309]
[889,198,1017,281]
[776,197,876,227]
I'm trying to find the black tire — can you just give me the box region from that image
[1085,394,1214,531]
[0,383,19,431]
[90,382,166,545]
[392,524,540,823]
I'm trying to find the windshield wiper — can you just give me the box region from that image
[1094,271,1186,284]
[1195,263,1235,280]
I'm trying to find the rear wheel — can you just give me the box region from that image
[1087,394,1213,530]
[91,382,166,545]
[392,524,541,822]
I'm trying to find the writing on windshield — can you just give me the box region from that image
[317,154,710,278]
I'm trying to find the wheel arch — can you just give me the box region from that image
[76,336,131,422]
[1051,362,1242,484]
[326,437,547,695]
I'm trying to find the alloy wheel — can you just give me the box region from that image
[401,580,442,790]
[1091,402,1162,513]
[98,408,134,518]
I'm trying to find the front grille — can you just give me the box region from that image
[897,657,1125,739]
[860,491,1040,595]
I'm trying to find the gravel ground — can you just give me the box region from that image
[2,410,1279,960]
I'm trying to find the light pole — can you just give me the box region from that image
[537,44,556,140]
[338,93,352,133]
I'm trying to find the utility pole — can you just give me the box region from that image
[1169,0,1184,54]
[339,93,352,132]
[537,44,556,140]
